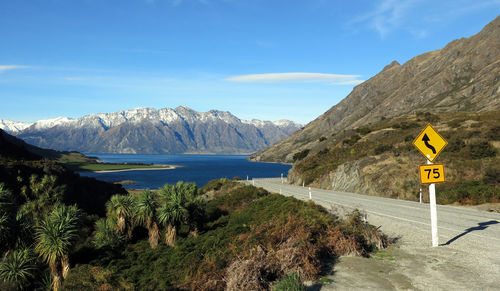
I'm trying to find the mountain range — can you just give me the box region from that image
[4,106,301,154]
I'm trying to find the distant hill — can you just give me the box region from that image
[16,106,302,154]
[250,15,500,163]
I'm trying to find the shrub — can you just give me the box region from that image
[447,138,465,152]
[355,127,372,135]
[467,141,496,159]
[436,181,500,205]
[374,144,394,155]
[484,126,500,140]
[271,272,305,291]
[318,148,329,155]
[342,134,361,146]
[484,166,500,186]
[392,122,419,130]
[293,149,310,162]
[319,137,327,142]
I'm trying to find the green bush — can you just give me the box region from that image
[272,272,305,291]
[436,181,500,205]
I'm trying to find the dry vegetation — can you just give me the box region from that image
[290,110,500,205]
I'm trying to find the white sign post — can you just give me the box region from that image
[308,187,312,200]
[427,159,439,247]
[413,124,447,248]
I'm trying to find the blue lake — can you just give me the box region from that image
[79,154,291,189]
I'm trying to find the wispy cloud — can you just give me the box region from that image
[349,0,419,38]
[423,0,500,23]
[0,65,30,73]
[349,0,500,39]
[225,73,364,85]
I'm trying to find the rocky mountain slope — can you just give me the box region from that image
[16,106,301,154]
[250,15,500,163]
[249,16,499,204]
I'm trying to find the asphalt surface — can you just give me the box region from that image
[245,178,500,290]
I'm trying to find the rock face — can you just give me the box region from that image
[250,16,500,163]
[16,106,301,154]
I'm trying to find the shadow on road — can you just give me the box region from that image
[442,220,499,246]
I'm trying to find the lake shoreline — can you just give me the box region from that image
[89,164,180,173]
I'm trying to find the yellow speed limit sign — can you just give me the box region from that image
[419,164,445,184]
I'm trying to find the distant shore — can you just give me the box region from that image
[89,164,180,173]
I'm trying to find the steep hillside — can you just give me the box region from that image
[17,106,301,154]
[286,110,499,204]
[250,15,500,163]
[0,129,125,215]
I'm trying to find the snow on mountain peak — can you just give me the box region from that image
[0,119,32,133]
[32,117,73,130]
[10,106,301,132]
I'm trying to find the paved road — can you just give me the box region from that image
[245,178,500,289]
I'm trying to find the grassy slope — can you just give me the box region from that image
[291,110,500,205]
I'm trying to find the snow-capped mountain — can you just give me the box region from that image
[17,106,302,154]
[0,120,32,133]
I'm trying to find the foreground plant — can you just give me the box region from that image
[106,194,135,239]
[35,204,81,291]
[0,248,36,290]
[135,190,160,249]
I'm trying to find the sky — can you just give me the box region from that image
[1,0,499,124]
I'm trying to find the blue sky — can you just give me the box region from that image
[1,0,499,124]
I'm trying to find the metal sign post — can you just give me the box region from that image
[413,123,447,247]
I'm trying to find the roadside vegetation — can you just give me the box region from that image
[291,110,500,205]
[1,131,389,290]
[0,172,389,290]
